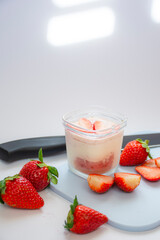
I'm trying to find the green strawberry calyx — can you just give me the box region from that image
[0,174,20,204]
[36,148,59,185]
[64,195,79,230]
[136,138,152,159]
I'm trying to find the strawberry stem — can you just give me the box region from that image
[36,148,59,185]
[0,179,5,204]
[64,196,79,230]
[47,166,58,184]
[136,138,152,159]
[0,194,4,204]
[38,148,43,162]
[148,152,153,159]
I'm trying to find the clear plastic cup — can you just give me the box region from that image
[63,106,127,178]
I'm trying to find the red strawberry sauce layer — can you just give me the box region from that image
[74,153,115,174]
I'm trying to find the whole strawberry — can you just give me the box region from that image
[20,148,58,191]
[120,138,152,166]
[64,196,108,234]
[0,174,44,209]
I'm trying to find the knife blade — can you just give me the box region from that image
[122,132,160,149]
[0,133,160,162]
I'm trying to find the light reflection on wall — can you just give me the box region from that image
[52,0,96,7]
[47,7,115,46]
[151,0,160,23]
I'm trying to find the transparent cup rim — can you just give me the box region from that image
[62,106,127,138]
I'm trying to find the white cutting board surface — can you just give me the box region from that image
[50,147,160,232]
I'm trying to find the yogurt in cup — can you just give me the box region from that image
[63,106,127,178]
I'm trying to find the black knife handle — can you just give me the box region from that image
[0,136,66,161]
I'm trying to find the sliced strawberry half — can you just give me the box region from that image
[87,174,114,193]
[93,121,102,130]
[141,159,157,167]
[93,120,107,130]
[155,157,160,168]
[135,166,160,181]
[78,118,93,130]
[114,172,141,192]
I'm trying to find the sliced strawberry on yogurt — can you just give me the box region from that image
[78,118,93,130]
[93,121,107,130]
[93,120,113,135]
[93,121,101,130]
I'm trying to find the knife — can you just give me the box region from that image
[0,133,160,162]
[0,136,66,161]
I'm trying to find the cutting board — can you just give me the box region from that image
[50,147,160,232]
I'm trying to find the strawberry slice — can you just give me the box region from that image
[155,157,160,167]
[93,120,107,130]
[87,174,114,193]
[78,118,93,130]
[141,159,157,167]
[114,172,141,192]
[135,166,160,181]
[93,121,102,130]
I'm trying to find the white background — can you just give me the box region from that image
[0,0,160,239]
[0,0,160,143]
